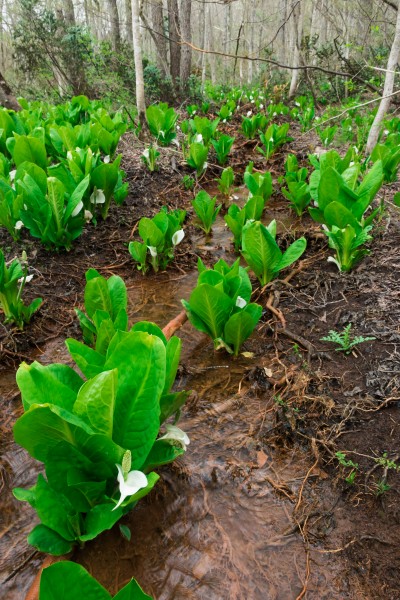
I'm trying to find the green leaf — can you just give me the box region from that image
[13,135,47,170]
[140,439,184,472]
[66,338,106,379]
[105,331,166,468]
[224,304,262,355]
[113,579,154,600]
[73,369,117,437]
[39,561,111,599]
[241,221,281,285]
[16,361,83,412]
[275,237,307,272]
[29,524,74,557]
[13,403,124,465]
[187,283,233,340]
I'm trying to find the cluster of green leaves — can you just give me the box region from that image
[242,220,307,286]
[370,133,400,183]
[317,125,338,148]
[0,97,128,246]
[13,272,189,555]
[0,249,42,329]
[258,123,292,160]
[291,97,315,131]
[39,562,153,600]
[309,149,384,271]
[211,133,235,165]
[181,116,220,176]
[182,258,262,355]
[280,154,311,216]
[75,269,128,352]
[225,195,265,252]
[146,103,178,146]
[129,207,186,273]
[192,190,221,234]
[241,113,269,139]
[141,145,160,172]
[216,166,234,197]
[244,164,273,202]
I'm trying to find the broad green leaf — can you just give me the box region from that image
[113,579,153,600]
[66,338,106,379]
[187,284,233,340]
[105,331,166,468]
[39,561,111,599]
[16,361,83,411]
[73,369,117,437]
[29,524,74,557]
[241,221,281,285]
[224,304,262,355]
[13,135,47,170]
[140,440,184,473]
[275,237,307,272]
[13,403,124,465]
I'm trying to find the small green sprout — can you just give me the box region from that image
[320,324,375,354]
[336,451,359,485]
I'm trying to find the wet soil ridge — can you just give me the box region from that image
[1,114,400,599]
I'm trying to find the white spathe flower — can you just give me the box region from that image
[9,169,16,181]
[269,137,274,143]
[172,138,180,147]
[67,151,73,161]
[273,112,277,117]
[235,296,247,309]
[103,155,110,163]
[247,110,252,117]
[194,133,203,143]
[18,274,34,283]
[384,129,389,136]
[295,102,300,107]
[251,100,255,104]
[192,110,197,115]
[113,464,148,511]
[15,220,24,230]
[142,148,150,160]
[327,256,341,270]
[259,103,264,109]
[223,119,226,123]
[148,245,158,257]
[203,162,208,171]
[71,200,83,217]
[84,210,93,222]
[90,188,106,204]
[172,229,185,246]
[158,424,190,451]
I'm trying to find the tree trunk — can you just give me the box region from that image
[208,5,216,85]
[63,0,76,26]
[168,0,181,84]
[288,1,304,98]
[125,0,133,46]
[107,0,121,51]
[132,0,147,129]
[0,70,21,111]
[151,0,169,75]
[180,0,192,89]
[366,4,400,153]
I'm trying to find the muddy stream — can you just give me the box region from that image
[1,206,345,599]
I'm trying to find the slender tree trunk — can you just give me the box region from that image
[180,0,192,89]
[201,1,207,86]
[0,70,21,111]
[288,1,304,98]
[208,5,216,84]
[132,0,147,129]
[366,4,400,153]
[168,0,181,84]
[63,0,76,26]
[125,0,133,46]
[151,0,169,75]
[107,0,121,51]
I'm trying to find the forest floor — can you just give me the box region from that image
[1,114,400,599]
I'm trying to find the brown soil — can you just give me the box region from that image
[1,116,399,599]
